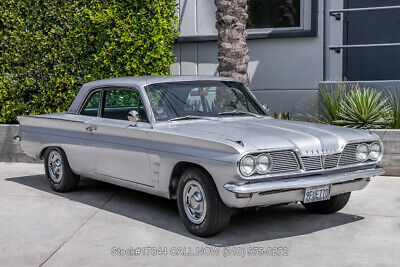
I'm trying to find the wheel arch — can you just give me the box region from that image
[169,161,214,200]
[40,146,64,159]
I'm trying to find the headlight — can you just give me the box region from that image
[369,142,382,160]
[256,154,272,174]
[239,155,256,176]
[356,144,369,162]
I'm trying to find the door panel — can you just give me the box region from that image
[71,90,102,174]
[66,116,95,175]
[86,118,153,186]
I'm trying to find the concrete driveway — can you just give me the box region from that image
[0,162,399,266]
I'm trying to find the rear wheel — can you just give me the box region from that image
[302,192,351,214]
[177,168,231,237]
[44,147,80,192]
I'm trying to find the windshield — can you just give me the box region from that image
[145,80,265,121]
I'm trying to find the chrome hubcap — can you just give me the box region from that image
[48,150,63,183]
[183,180,207,224]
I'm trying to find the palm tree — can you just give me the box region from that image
[214,0,250,87]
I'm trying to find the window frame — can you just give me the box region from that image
[102,87,149,123]
[78,86,151,124]
[79,89,103,118]
[246,0,305,34]
[176,0,318,43]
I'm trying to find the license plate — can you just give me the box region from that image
[304,185,331,203]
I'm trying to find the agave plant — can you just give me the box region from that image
[388,91,400,129]
[336,87,392,129]
[310,83,348,125]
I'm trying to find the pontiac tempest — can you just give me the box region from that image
[17,76,385,236]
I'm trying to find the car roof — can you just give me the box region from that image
[68,75,238,114]
[82,75,237,88]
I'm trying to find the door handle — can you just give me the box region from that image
[86,125,97,131]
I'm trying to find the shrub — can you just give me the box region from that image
[0,0,178,123]
[310,83,348,125]
[336,87,392,129]
[311,84,400,129]
[388,91,400,129]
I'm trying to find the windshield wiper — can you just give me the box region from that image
[218,110,262,118]
[169,115,218,121]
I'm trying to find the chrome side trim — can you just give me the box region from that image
[224,166,385,194]
[94,172,154,188]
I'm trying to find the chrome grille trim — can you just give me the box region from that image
[269,151,300,173]
[239,142,379,179]
[301,142,375,171]
[339,143,362,166]
[301,156,322,171]
[323,153,341,169]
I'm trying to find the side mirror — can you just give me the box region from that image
[128,110,139,126]
[262,104,270,116]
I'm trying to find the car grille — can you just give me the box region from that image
[323,153,342,169]
[301,142,373,172]
[338,143,361,166]
[268,151,300,173]
[301,156,322,171]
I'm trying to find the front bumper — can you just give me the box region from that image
[221,166,385,208]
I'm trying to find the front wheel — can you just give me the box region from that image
[302,192,351,214]
[44,147,80,192]
[177,168,231,237]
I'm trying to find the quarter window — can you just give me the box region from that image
[81,91,101,117]
[103,89,148,122]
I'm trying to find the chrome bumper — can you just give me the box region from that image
[221,166,385,208]
[224,166,385,194]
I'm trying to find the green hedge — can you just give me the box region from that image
[0,0,178,123]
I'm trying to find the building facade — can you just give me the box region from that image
[171,0,400,117]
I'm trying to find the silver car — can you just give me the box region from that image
[17,76,385,237]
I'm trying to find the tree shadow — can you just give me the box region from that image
[6,174,364,247]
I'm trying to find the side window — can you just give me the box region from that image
[81,91,101,117]
[103,89,148,122]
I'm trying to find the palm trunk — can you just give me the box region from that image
[215,0,250,88]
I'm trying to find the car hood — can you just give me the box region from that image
[167,117,378,156]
